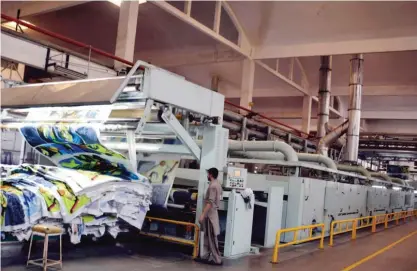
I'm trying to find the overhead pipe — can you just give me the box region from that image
[223,121,266,139]
[230,151,337,170]
[345,54,364,162]
[227,140,298,162]
[224,101,308,137]
[391,178,406,186]
[317,56,332,139]
[336,164,371,179]
[230,151,285,161]
[298,153,337,170]
[316,120,349,156]
[223,110,313,148]
[370,172,392,183]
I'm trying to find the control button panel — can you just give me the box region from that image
[224,167,247,189]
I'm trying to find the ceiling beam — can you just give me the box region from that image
[152,1,251,58]
[139,47,243,68]
[222,1,251,52]
[255,60,309,95]
[1,1,88,18]
[362,111,417,120]
[253,36,417,59]
[330,85,417,96]
[224,85,417,99]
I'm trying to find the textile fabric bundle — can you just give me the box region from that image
[1,124,152,243]
[1,165,152,243]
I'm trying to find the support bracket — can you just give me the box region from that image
[135,98,154,134]
[161,108,201,161]
[126,130,138,173]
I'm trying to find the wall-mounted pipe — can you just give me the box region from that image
[337,164,371,179]
[317,120,349,156]
[298,153,337,170]
[317,56,332,139]
[229,151,337,170]
[345,54,364,162]
[230,151,285,161]
[391,178,406,186]
[370,172,392,183]
[227,140,298,162]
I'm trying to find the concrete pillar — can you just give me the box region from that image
[211,75,219,92]
[301,95,312,134]
[240,59,255,112]
[114,0,139,70]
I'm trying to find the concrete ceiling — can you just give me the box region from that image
[2,0,417,137]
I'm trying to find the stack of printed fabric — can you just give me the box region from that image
[1,124,152,244]
[1,165,152,243]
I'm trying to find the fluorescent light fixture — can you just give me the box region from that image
[393,187,401,191]
[372,185,386,189]
[1,20,34,31]
[414,190,417,194]
[108,0,147,6]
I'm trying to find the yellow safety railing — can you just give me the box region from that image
[271,223,324,263]
[374,213,387,226]
[330,210,417,246]
[270,210,416,264]
[329,218,356,246]
[139,216,200,258]
[356,215,376,232]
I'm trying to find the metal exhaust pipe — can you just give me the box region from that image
[317,56,332,140]
[345,54,364,162]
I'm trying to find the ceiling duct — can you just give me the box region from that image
[317,56,332,140]
[345,54,364,163]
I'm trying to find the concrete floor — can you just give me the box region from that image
[2,221,417,271]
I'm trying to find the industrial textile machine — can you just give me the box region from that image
[0,61,253,258]
[1,60,415,258]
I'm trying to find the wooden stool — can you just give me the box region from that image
[27,224,63,271]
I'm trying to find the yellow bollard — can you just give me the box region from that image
[351,221,357,240]
[384,214,389,229]
[271,230,281,264]
[319,226,325,249]
[372,216,376,233]
[329,222,335,246]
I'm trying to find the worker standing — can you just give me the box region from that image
[196,167,223,265]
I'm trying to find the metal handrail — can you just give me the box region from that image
[330,210,416,246]
[271,223,325,263]
[140,216,200,258]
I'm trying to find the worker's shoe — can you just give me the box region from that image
[194,258,223,266]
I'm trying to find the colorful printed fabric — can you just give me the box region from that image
[1,165,152,243]
[20,124,141,181]
[138,160,179,207]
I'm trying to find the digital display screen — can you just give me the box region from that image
[234,170,241,177]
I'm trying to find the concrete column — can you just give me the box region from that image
[301,95,312,134]
[211,75,219,92]
[114,0,139,70]
[240,59,255,112]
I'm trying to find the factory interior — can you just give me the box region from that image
[1,1,417,270]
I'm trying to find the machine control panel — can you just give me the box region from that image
[224,167,248,189]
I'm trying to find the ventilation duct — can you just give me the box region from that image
[345,54,364,162]
[317,56,332,139]
[337,164,370,179]
[370,172,392,183]
[316,120,349,156]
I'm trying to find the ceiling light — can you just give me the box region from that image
[393,187,401,191]
[108,0,147,6]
